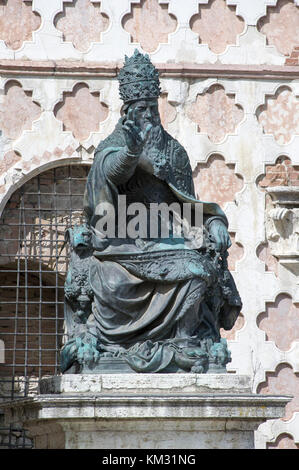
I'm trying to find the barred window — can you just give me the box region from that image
[0,165,90,447]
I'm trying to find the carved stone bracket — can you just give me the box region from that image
[265,186,299,277]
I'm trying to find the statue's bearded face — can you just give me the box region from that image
[127,99,161,131]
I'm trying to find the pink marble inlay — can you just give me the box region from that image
[257,293,299,351]
[187,85,244,143]
[0,80,41,140]
[55,0,109,52]
[0,0,41,50]
[256,242,279,277]
[267,433,299,449]
[258,0,299,57]
[0,150,21,174]
[257,363,299,421]
[190,0,245,54]
[122,0,177,53]
[54,83,108,141]
[257,86,299,145]
[193,154,244,209]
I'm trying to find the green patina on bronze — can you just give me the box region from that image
[60,50,242,374]
[118,49,161,103]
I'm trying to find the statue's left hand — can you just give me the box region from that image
[208,219,231,253]
[122,108,152,155]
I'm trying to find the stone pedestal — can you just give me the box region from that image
[2,374,291,449]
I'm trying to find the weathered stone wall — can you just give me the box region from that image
[0,0,298,448]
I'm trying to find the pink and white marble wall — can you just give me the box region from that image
[0,80,41,140]
[190,0,245,54]
[257,87,299,145]
[186,85,244,143]
[258,0,299,60]
[0,0,41,50]
[54,83,108,141]
[54,0,109,52]
[122,0,177,53]
[0,0,299,449]
[192,154,244,207]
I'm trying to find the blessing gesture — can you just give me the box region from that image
[122,106,153,155]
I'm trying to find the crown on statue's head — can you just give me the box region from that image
[118,49,161,103]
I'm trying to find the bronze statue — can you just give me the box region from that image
[61,51,242,374]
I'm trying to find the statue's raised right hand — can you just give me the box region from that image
[122,108,152,155]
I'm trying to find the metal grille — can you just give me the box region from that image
[0,164,90,447]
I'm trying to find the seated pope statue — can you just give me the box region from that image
[61,50,242,374]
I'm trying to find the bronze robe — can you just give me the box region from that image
[83,119,242,372]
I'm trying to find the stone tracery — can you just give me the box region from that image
[54,0,109,51]
[187,84,244,143]
[122,0,177,53]
[190,0,245,54]
[0,0,41,50]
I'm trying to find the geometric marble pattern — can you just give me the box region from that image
[257,363,299,421]
[193,154,244,208]
[187,85,244,143]
[0,80,41,140]
[0,0,298,449]
[0,150,21,175]
[190,0,245,54]
[0,0,41,50]
[54,83,108,141]
[257,87,299,145]
[257,0,299,57]
[267,433,299,449]
[54,0,109,52]
[122,0,177,53]
[257,294,299,351]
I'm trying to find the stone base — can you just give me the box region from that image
[2,374,291,449]
[66,358,135,374]
[68,358,227,374]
